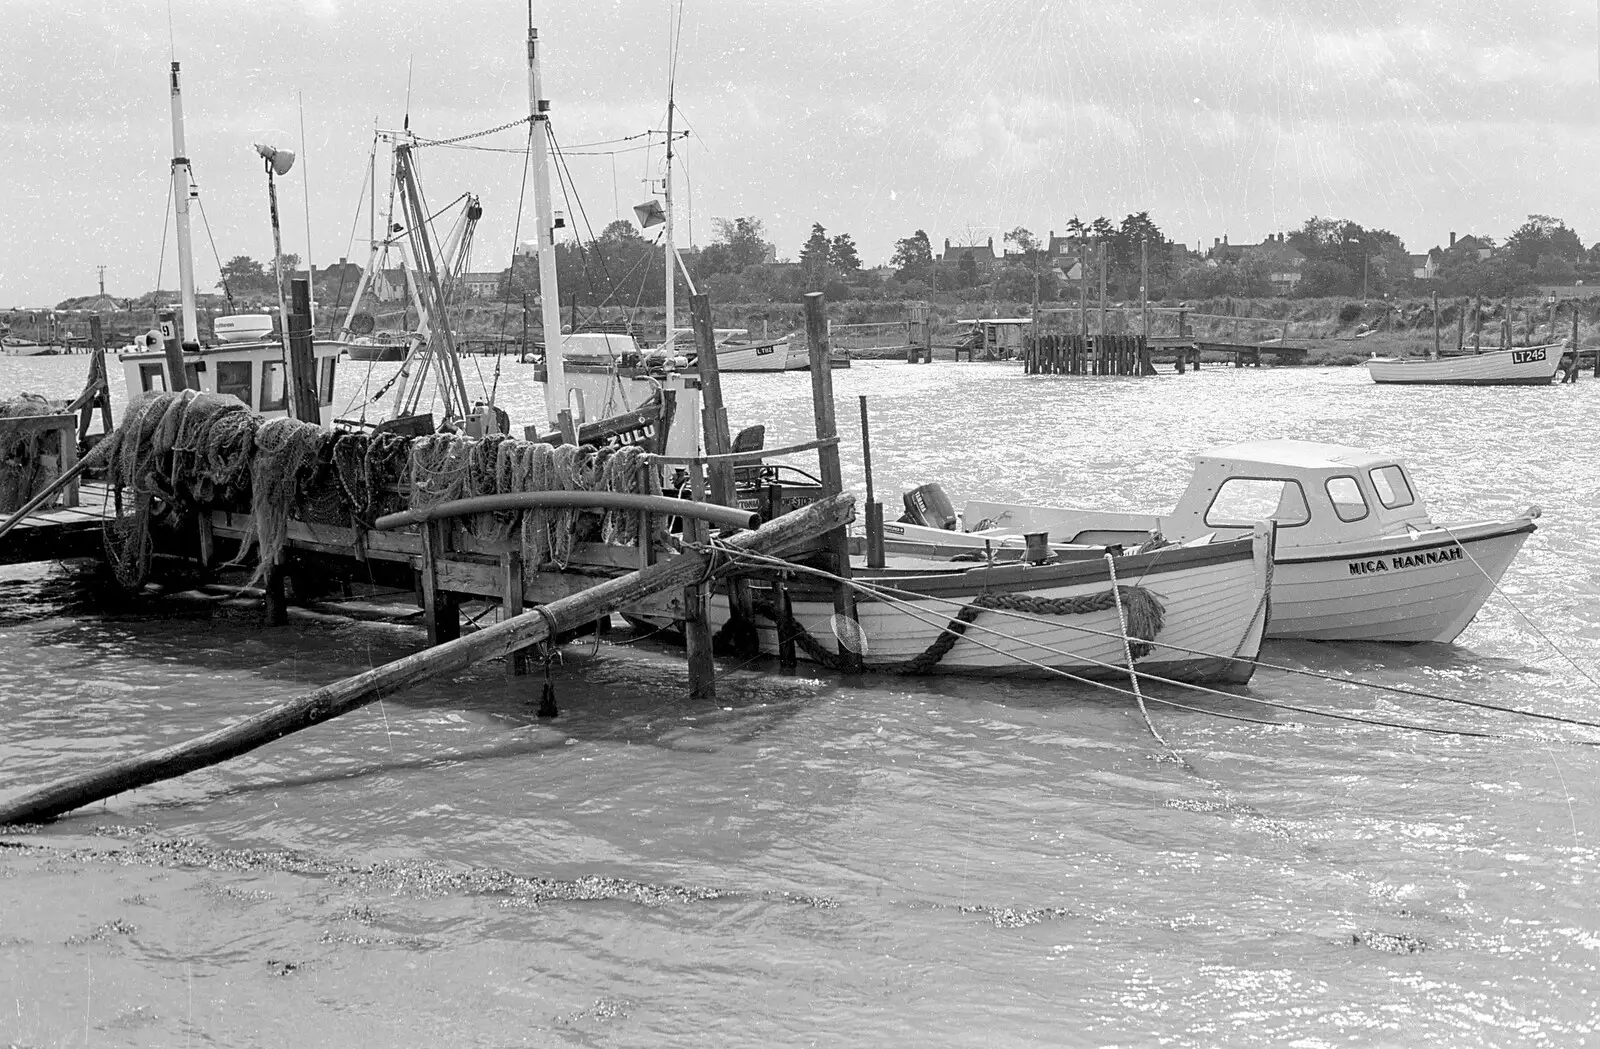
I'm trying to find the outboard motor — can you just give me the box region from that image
[900,482,957,530]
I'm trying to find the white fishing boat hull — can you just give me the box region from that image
[1267,519,1536,642]
[1366,345,1564,385]
[910,502,1538,644]
[631,532,1272,683]
[1,340,52,356]
[717,336,806,372]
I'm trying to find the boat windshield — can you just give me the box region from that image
[1204,478,1310,528]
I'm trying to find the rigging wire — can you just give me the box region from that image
[192,193,234,312]
[490,121,535,405]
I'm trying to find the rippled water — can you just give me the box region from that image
[3,355,1598,1047]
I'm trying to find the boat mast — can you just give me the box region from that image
[663,93,675,347]
[168,62,200,347]
[528,21,568,427]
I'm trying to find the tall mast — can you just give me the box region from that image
[663,96,675,346]
[528,21,567,426]
[169,62,200,346]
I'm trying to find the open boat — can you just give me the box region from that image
[1366,344,1564,385]
[630,526,1274,683]
[885,439,1538,643]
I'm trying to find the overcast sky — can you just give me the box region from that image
[2,0,1597,305]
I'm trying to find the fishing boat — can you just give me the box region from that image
[886,439,1538,643]
[1366,344,1564,385]
[700,329,806,372]
[629,526,1274,683]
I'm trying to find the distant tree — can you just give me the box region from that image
[1297,259,1356,298]
[1504,214,1583,269]
[891,229,933,282]
[829,232,862,275]
[711,216,772,270]
[1004,226,1041,256]
[799,223,831,288]
[218,255,268,293]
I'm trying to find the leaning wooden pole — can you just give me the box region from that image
[0,494,856,826]
[803,292,862,674]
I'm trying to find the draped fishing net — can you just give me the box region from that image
[0,393,69,513]
[83,392,663,589]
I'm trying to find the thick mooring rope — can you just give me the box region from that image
[747,582,1164,676]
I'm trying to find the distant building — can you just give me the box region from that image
[937,237,999,278]
[461,271,504,298]
[1410,254,1438,280]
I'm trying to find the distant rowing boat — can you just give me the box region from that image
[1366,344,1564,386]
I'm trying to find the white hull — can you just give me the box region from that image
[716,337,806,372]
[1268,521,1534,642]
[1366,345,1564,385]
[632,535,1272,683]
[1,343,53,357]
[900,503,1537,644]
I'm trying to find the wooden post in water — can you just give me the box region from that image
[690,292,756,657]
[1474,294,1483,352]
[286,277,320,423]
[1440,291,1452,361]
[1139,239,1149,339]
[681,458,716,700]
[501,550,528,676]
[1097,244,1108,373]
[1572,305,1582,383]
[804,292,861,673]
[420,519,460,645]
[860,395,885,568]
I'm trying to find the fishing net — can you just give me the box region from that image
[0,393,69,513]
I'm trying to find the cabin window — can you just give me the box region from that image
[215,361,253,406]
[318,356,337,406]
[138,363,166,393]
[260,360,286,412]
[1204,478,1310,528]
[1325,476,1370,522]
[1369,465,1414,509]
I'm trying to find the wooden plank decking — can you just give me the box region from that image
[0,481,116,566]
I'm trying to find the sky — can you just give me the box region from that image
[2,0,1598,306]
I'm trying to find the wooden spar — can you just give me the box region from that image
[803,292,861,674]
[0,493,856,826]
[373,492,757,532]
[653,436,837,466]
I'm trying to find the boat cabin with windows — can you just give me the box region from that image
[118,315,343,427]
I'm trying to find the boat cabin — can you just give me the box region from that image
[961,440,1435,552]
[1164,441,1433,548]
[118,315,343,427]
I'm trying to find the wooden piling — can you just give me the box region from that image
[860,395,885,569]
[682,457,717,700]
[1474,294,1483,352]
[804,292,861,674]
[420,520,460,645]
[502,550,528,676]
[0,494,857,827]
[287,278,319,423]
[264,562,289,626]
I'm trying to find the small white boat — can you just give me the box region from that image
[1366,344,1564,385]
[1,336,52,357]
[633,527,1275,683]
[713,331,806,372]
[886,440,1538,643]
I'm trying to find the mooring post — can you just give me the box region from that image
[264,560,289,626]
[859,395,885,569]
[690,292,756,652]
[682,458,717,700]
[804,292,861,673]
[1572,306,1582,383]
[502,549,528,676]
[286,277,319,423]
[420,519,460,645]
[1474,293,1483,352]
[158,308,189,392]
[1432,291,1440,359]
